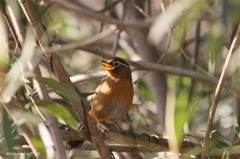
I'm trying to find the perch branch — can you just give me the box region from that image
[14,129,200,154]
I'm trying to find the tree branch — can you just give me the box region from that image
[5,0,25,45]
[14,129,200,153]
[43,0,152,29]
[76,47,230,87]
[70,71,106,83]
[201,24,240,158]
[0,1,22,50]
[34,42,230,88]
[18,0,113,158]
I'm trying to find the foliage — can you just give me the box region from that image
[1,0,240,158]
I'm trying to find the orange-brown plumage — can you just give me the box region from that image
[89,57,133,128]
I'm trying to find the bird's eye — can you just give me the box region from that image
[112,61,121,68]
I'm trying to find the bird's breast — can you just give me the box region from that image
[89,78,133,121]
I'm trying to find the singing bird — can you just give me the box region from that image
[89,57,134,129]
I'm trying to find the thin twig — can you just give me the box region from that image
[43,0,153,29]
[131,0,149,18]
[0,1,22,50]
[189,21,201,100]
[70,71,106,83]
[18,60,46,121]
[201,24,240,159]
[6,0,25,45]
[111,29,121,55]
[170,24,210,76]
[110,1,128,55]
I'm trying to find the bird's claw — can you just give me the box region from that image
[99,127,108,133]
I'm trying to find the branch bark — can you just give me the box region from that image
[32,43,228,88]
[14,129,200,154]
[18,0,113,158]
[201,24,240,158]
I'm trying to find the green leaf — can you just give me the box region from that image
[210,129,230,148]
[171,77,197,149]
[136,80,153,101]
[174,78,189,148]
[222,149,230,159]
[31,135,47,158]
[2,108,15,153]
[36,100,78,128]
[235,126,240,139]
[12,111,44,126]
[211,137,229,149]
[1,33,37,103]
[34,77,81,102]
[207,21,225,74]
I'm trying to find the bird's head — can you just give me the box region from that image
[101,57,132,81]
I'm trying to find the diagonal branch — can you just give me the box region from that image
[18,0,112,158]
[0,1,22,50]
[201,24,240,159]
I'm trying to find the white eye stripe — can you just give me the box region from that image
[121,63,130,68]
[113,61,129,68]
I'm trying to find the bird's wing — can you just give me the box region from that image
[89,77,107,110]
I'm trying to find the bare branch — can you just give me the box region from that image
[34,42,229,88]
[14,129,200,154]
[5,0,25,45]
[43,0,153,29]
[0,1,22,50]
[201,24,240,159]
[76,47,228,87]
[18,0,113,158]
[70,71,106,83]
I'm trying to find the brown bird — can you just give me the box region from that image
[89,57,134,129]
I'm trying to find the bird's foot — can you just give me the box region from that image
[99,127,109,133]
[119,129,135,138]
[126,130,135,135]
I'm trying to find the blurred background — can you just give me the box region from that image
[1,0,240,158]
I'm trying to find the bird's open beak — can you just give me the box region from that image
[101,61,114,71]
